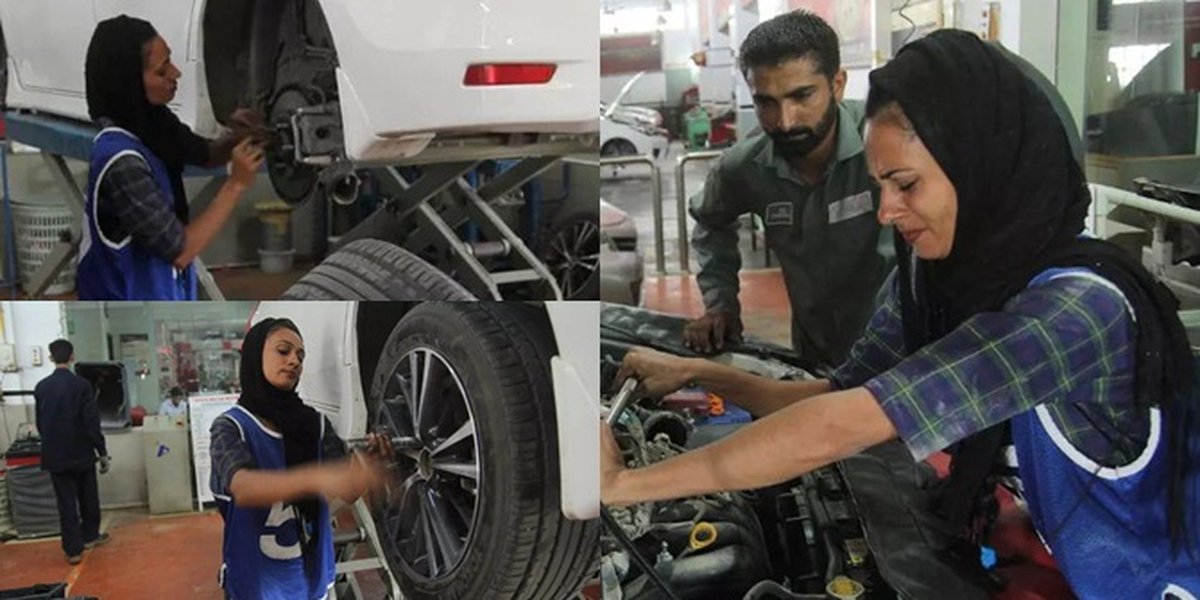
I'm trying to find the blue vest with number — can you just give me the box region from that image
[214,406,334,600]
[79,127,196,300]
[1010,268,1200,599]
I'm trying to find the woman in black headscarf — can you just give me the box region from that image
[209,318,391,600]
[79,15,265,301]
[602,30,1199,597]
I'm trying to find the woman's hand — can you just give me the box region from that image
[230,138,265,187]
[600,422,629,507]
[617,346,699,397]
[228,108,267,144]
[320,451,391,503]
[363,432,394,464]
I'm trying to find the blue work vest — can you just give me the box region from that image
[78,127,196,300]
[214,406,335,600]
[1010,268,1200,599]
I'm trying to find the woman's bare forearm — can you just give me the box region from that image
[174,179,247,269]
[685,359,832,416]
[228,465,326,507]
[606,387,895,506]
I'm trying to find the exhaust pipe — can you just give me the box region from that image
[330,173,361,206]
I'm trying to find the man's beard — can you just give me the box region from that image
[769,99,838,159]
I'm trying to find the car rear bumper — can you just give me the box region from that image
[320,1,598,162]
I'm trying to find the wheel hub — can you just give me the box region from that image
[266,87,322,203]
[371,347,480,581]
[416,448,434,480]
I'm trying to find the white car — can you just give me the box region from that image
[0,1,598,202]
[601,101,663,130]
[600,199,642,305]
[251,301,600,599]
[601,72,668,159]
[601,116,669,159]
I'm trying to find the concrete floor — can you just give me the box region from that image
[0,508,224,599]
[602,142,792,347]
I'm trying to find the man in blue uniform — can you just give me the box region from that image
[34,339,112,564]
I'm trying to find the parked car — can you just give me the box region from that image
[601,101,663,130]
[601,72,669,159]
[600,199,642,305]
[0,0,598,203]
[601,117,669,159]
[252,301,600,600]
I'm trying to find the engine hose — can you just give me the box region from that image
[602,507,683,600]
[806,486,844,584]
[741,579,826,600]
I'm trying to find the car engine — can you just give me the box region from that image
[599,304,996,600]
[600,379,894,600]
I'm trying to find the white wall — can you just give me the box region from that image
[601,28,694,106]
[601,72,669,105]
[1,302,65,397]
[0,301,65,451]
[954,0,1059,80]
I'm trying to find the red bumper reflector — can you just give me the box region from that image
[463,63,557,86]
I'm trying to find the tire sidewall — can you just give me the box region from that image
[369,306,535,600]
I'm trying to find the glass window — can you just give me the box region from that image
[63,302,256,413]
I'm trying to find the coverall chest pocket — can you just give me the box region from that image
[824,189,882,272]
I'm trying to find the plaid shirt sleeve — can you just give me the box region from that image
[97,156,185,262]
[322,416,347,460]
[209,415,254,499]
[830,273,907,390]
[863,273,1134,462]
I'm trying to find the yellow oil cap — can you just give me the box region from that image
[826,575,865,600]
[688,521,718,551]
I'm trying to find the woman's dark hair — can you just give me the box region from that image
[85,15,197,222]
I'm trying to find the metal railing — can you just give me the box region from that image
[600,155,665,274]
[674,151,722,272]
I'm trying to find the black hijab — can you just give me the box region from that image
[867,30,1196,551]
[238,318,323,546]
[85,15,199,223]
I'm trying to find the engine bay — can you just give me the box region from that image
[600,378,893,600]
[599,304,995,600]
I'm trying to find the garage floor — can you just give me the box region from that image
[0,509,224,599]
[602,142,792,347]
[0,507,393,600]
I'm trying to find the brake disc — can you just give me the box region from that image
[266,86,323,203]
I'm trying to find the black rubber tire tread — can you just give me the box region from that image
[369,302,598,600]
[282,239,474,301]
[540,207,600,301]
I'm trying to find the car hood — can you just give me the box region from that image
[604,71,645,119]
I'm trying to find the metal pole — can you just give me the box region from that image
[606,378,639,425]
[674,151,722,273]
[0,138,15,294]
[600,156,664,274]
[1104,186,1200,228]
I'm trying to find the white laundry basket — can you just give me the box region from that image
[11,199,76,295]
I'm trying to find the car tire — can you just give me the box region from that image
[539,207,600,300]
[368,303,599,600]
[282,239,475,300]
[601,138,638,157]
